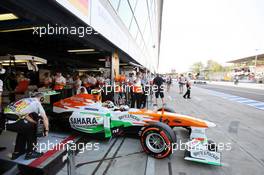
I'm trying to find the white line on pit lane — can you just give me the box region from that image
[206,89,264,111]
[256,106,264,110]
[228,97,247,101]
[248,102,264,107]
[237,99,257,103]
[145,156,155,175]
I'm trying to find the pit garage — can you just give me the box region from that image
[0,1,145,174]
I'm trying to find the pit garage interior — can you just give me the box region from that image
[0,1,144,174]
[0,0,142,83]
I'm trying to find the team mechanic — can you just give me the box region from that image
[5,92,49,160]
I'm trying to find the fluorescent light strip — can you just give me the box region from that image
[1,62,44,65]
[1,60,27,63]
[75,51,100,55]
[0,27,34,33]
[0,13,18,21]
[67,49,95,53]
[2,63,13,66]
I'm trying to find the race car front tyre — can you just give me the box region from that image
[140,122,177,159]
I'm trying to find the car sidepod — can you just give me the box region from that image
[69,110,105,134]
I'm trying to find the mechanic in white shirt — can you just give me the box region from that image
[66,74,74,88]
[96,74,105,86]
[54,71,66,90]
[89,76,97,86]
[83,74,90,88]
[131,72,142,108]
[5,92,49,160]
[86,75,97,93]
[128,73,136,85]
[65,74,74,97]
[74,75,82,94]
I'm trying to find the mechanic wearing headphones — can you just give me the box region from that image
[5,92,49,160]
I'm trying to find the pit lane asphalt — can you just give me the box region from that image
[195,83,264,102]
[55,84,264,175]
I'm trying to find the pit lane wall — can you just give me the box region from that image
[55,0,163,72]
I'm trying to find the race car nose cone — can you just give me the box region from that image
[205,121,216,128]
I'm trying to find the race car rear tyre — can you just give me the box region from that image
[140,122,177,159]
[157,107,175,113]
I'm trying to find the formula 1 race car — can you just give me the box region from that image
[50,93,221,166]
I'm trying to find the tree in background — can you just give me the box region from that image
[206,60,224,72]
[191,62,204,74]
[190,60,234,80]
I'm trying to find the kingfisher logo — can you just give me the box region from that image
[70,117,98,125]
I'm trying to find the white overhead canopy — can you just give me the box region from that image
[0,55,47,65]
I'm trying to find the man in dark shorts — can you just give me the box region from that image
[153,74,165,106]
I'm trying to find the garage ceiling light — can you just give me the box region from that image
[0,13,18,21]
[2,63,14,66]
[67,49,95,53]
[0,27,34,32]
[1,60,27,63]
[76,51,100,55]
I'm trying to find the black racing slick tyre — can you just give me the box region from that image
[157,107,175,113]
[140,122,177,159]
